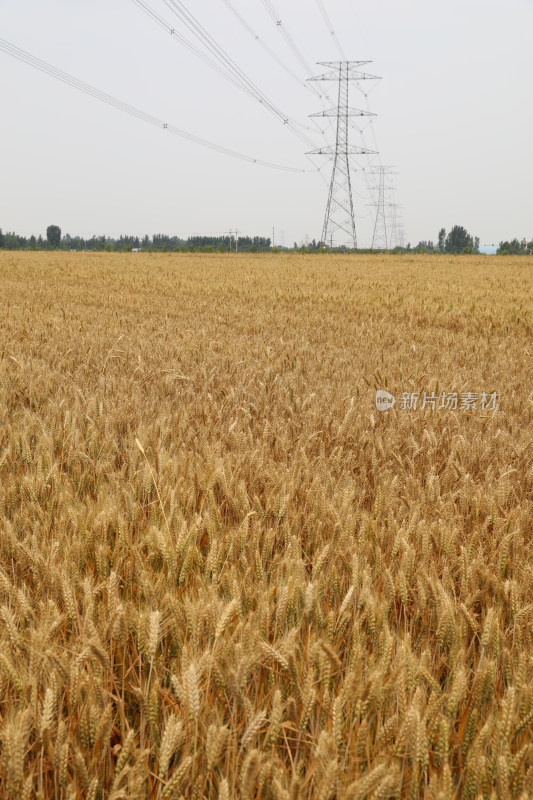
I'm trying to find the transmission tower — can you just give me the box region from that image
[307,61,379,248]
[386,197,405,249]
[391,206,405,248]
[368,166,396,249]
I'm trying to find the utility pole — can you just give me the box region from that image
[307,61,379,249]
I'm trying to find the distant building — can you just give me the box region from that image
[479,245,498,255]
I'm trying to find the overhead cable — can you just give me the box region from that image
[259,0,314,77]
[148,0,318,147]
[220,0,307,89]
[0,38,315,173]
[314,0,346,60]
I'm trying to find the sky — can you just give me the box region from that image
[1,0,532,248]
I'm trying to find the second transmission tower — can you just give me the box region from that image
[368,166,396,250]
[307,61,379,249]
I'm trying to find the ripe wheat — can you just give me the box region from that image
[0,251,532,798]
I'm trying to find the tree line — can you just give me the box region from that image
[0,226,272,253]
[496,238,533,255]
[413,226,533,255]
[1,223,531,255]
[410,226,480,254]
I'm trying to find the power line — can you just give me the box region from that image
[149,0,337,181]
[258,0,341,140]
[147,0,318,148]
[0,38,316,173]
[259,0,315,77]
[218,0,333,138]
[132,0,316,138]
[314,0,346,60]
[132,0,330,179]
[219,0,308,90]
[131,0,264,99]
[256,0,344,146]
[217,0,336,147]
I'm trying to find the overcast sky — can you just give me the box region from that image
[1,0,532,247]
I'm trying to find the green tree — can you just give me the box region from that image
[438,228,446,252]
[414,240,435,253]
[445,225,474,254]
[46,225,61,248]
[497,239,522,255]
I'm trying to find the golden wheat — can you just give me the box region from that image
[0,251,532,797]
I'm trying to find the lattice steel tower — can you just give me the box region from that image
[308,61,379,248]
[368,166,396,249]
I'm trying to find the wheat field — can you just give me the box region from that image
[0,251,532,799]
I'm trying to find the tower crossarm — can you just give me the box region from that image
[308,68,381,82]
[310,107,375,118]
[307,145,376,155]
[316,60,372,68]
